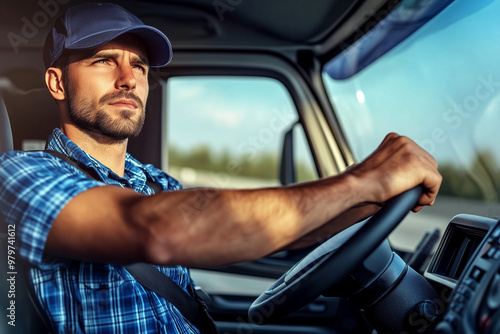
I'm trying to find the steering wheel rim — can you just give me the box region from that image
[248,186,423,325]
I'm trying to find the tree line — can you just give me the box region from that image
[169,145,316,183]
[438,150,500,202]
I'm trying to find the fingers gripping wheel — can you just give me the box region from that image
[248,186,423,325]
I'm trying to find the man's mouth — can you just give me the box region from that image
[109,99,139,109]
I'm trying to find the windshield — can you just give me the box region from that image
[322,0,500,250]
[323,0,500,206]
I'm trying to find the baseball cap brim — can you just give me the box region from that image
[63,25,172,67]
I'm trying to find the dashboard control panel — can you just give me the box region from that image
[428,215,500,333]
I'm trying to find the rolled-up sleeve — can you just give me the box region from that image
[0,151,104,268]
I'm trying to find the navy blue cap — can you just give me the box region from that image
[43,3,172,68]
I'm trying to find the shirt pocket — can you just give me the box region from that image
[76,263,126,325]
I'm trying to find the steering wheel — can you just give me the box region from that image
[248,186,423,325]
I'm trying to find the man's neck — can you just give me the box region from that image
[61,124,128,177]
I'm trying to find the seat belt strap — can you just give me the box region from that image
[124,263,217,333]
[42,150,217,333]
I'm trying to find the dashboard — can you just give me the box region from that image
[425,214,500,333]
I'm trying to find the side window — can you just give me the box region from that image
[165,76,317,295]
[165,76,317,190]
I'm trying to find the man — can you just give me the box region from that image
[0,3,442,334]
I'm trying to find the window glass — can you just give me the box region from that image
[166,76,317,189]
[322,0,500,249]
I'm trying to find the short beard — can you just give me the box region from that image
[65,76,146,141]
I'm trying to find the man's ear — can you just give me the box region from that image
[45,67,66,101]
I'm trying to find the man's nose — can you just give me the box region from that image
[116,63,136,90]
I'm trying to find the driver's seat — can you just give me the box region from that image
[0,94,52,333]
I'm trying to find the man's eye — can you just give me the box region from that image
[133,65,147,73]
[94,59,108,64]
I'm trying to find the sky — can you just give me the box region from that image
[166,76,314,167]
[167,77,296,152]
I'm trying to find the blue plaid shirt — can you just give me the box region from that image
[0,128,200,333]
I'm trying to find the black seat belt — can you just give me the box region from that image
[43,150,218,334]
[124,263,217,333]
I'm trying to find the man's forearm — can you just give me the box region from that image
[130,173,361,267]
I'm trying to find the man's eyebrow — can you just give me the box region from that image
[85,50,150,67]
[85,50,118,61]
